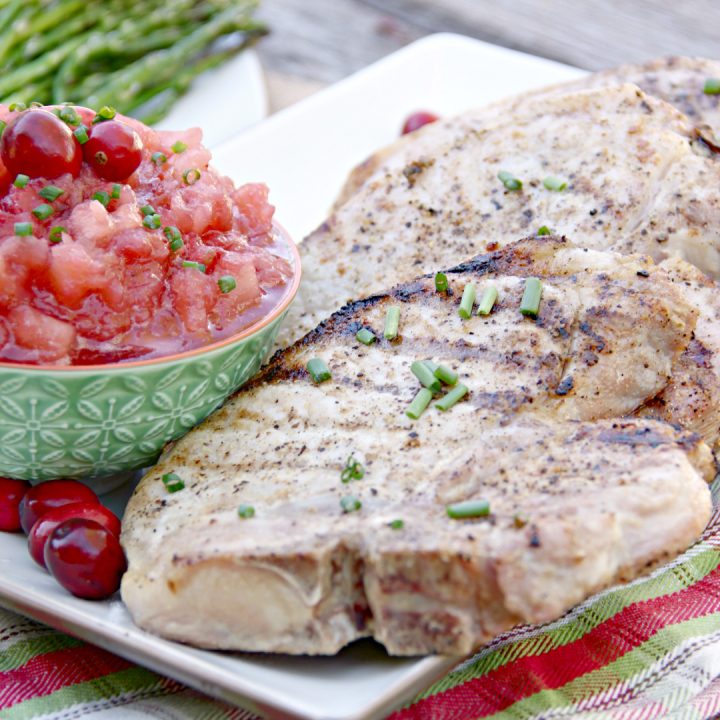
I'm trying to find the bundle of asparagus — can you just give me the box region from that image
[0,0,266,123]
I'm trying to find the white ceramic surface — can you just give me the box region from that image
[0,34,586,720]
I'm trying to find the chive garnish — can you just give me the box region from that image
[446,499,490,519]
[237,504,255,519]
[73,126,89,145]
[111,184,122,200]
[14,222,32,237]
[48,226,66,243]
[411,360,441,392]
[341,454,365,483]
[218,275,236,294]
[384,306,400,339]
[704,78,720,95]
[477,285,498,316]
[32,204,53,220]
[182,168,201,185]
[143,214,161,229]
[0,120,6,137]
[520,277,543,318]
[307,358,331,383]
[164,226,183,251]
[543,175,567,191]
[140,204,156,216]
[436,383,469,411]
[92,106,117,123]
[161,472,184,493]
[423,360,438,374]
[39,185,64,202]
[458,282,476,319]
[151,151,167,165]
[435,272,448,293]
[434,364,458,386]
[92,191,110,208]
[13,174,29,188]
[537,225,552,236]
[56,106,81,126]
[8,102,26,112]
[340,495,362,513]
[389,519,404,530]
[356,328,376,345]
[181,260,206,272]
[498,170,522,191]
[172,140,188,153]
[406,387,433,419]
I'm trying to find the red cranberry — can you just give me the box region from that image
[401,111,440,135]
[83,120,143,181]
[1,109,82,179]
[19,479,98,534]
[45,518,127,600]
[0,478,31,532]
[28,502,121,568]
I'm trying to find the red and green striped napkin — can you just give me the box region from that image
[3,501,720,719]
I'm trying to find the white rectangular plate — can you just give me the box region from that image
[0,34,586,720]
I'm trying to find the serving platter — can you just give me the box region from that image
[0,34,586,720]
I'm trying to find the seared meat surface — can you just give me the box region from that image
[121,240,712,656]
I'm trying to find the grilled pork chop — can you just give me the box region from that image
[121,239,713,656]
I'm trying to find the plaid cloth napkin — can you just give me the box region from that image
[3,493,720,719]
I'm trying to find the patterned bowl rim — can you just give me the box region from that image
[0,222,302,373]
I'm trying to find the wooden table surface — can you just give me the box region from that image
[254,0,720,111]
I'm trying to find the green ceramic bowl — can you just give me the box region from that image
[0,227,300,492]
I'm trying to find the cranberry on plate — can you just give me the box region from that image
[44,518,127,600]
[19,479,99,534]
[82,119,143,181]
[401,110,440,135]
[0,109,82,179]
[0,478,31,532]
[28,501,121,568]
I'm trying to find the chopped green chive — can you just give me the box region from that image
[340,495,362,513]
[537,225,552,236]
[140,204,156,216]
[151,151,167,165]
[92,191,110,208]
[458,282,476,319]
[183,168,201,185]
[435,271,448,293]
[8,102,26,112]
[543,175,567,191]
[169,237,183,251]
[520,277,543,318]
[111,184,122,199]
[56,106,81,126]
[704,78,720,95]
[434,364,458,386]
[172,140,188,153]
[32,204,53,220]
[389,519,404,530]
[73,126,89,144]
[436,383,469,411]
[161,472,185,493]
[498,170,522,191]
[164,226,183,251]
[356,328,376,345]
[218,275,236,294]
[92,105,116,123]
[477,285,498,316]
[307,358,331,383]
[181,260,206,272]
[406,387,433,419]
[446,499,490,519]
[143,213,161,229]
[14,222,32,237]
[411,360,441,392]
[423,360,439,374]
[13,174,29,188]
[0,120,6,136]
[39,185,64,202]
[384,306,400,340]
[237,504,255,519]
[48,226,66,243]
[341,454,365,483]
